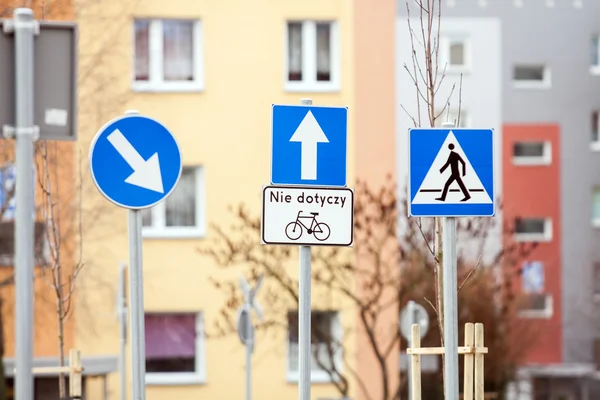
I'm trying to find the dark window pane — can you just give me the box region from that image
[316,23,331,81]
[287,22,303,81]
[134,20,150,81]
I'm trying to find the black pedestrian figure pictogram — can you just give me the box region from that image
[435,143,471,202]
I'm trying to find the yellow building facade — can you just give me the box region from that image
[76,0,397,399]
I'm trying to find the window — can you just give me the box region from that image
[517,293,553,319]
[285,21,340,92]
[593,189,600,227]
[287,310,342,383]
[592,111,600,150]
[512,65,551,88]
[435,109,469,128]
[591,35,600,72]
[133,19,204,92]
[521,261,544,294]
[514,217,552,242]
[594,263,600,298]
[141,166,205,238]
[441,36,470,72]
[145,312,205,385]
[512,141,551,165]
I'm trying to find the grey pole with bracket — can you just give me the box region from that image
[117,262,128,400]
[237,275,264,400]
[298,98,313,400]
[8,8,39,400]
[124,109,147,400]
[440,121,459,400]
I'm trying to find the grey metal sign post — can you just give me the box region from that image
[89,111,183,400]
[439,121,460,400]
[264,97,351,400]
[0,8,77,400]
[237,274,264,400]
[116,262,128,400]
[10,10,36,400]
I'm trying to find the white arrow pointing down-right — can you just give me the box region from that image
[107,129,165,193]
[289,111,329,181]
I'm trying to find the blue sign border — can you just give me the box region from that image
[270,104,349,187]
[88,114,183,210]
[407,127,496,218]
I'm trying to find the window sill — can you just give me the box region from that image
[513,233,551,243]
[511,156,551,166]
[284,81,341,93]
[142,227,206,239]
[146,372,205,386]
[512,81,551,90]
[132,81,205,93]
[286,370,339,384]
[446,66,471,75]
[517,309,552,319]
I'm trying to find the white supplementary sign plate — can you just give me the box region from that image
[261,185,354,246]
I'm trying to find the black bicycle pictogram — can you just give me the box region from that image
[285,211,331,241]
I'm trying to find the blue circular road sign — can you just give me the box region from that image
[89,114,182,210]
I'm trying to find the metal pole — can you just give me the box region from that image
[14,8,36,400]
[298,97,313,400]
[442,217,459,400]
[118,262,128,400]
[126,108,146,400]
[128,209,146,400]
[407,300,415,400]
[245,293,252,400]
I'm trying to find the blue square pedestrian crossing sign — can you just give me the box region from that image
[408,128,495,217]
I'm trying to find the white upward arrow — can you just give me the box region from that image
[107,129,164,193]
[289,111,329,180]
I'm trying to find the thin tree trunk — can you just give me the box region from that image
[0,295,7,400]
[434,217,445,397]
[56,265,67,399]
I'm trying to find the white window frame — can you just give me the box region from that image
[286,311,343,384]
[284,20,341,93]
[591,111,600,151]
[512,65,551,89]
[517,293,553,319]
[591,35,600,75]
[511,141,552,166]
[145,312,207,385]
[440,35,471,74]
[132,18,205,93]
[513,218,553,243]
[142,166,206,239]
[592,188,600,227]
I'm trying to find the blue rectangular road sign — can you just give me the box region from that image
[408,128,495,217]
[271,104,348,187]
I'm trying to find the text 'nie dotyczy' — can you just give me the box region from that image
[269,190,347,208]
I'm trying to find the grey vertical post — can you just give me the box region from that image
[244,292,252,400]
[13,8,37,400]
[407,300,415,400]
[439,121,459,400]
[126,110,147,400]
[298,97,313,400]
[442,217,458,400]
[118,262,128,400]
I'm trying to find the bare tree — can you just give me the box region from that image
[199,178,538,400]
[36,141,84,398]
